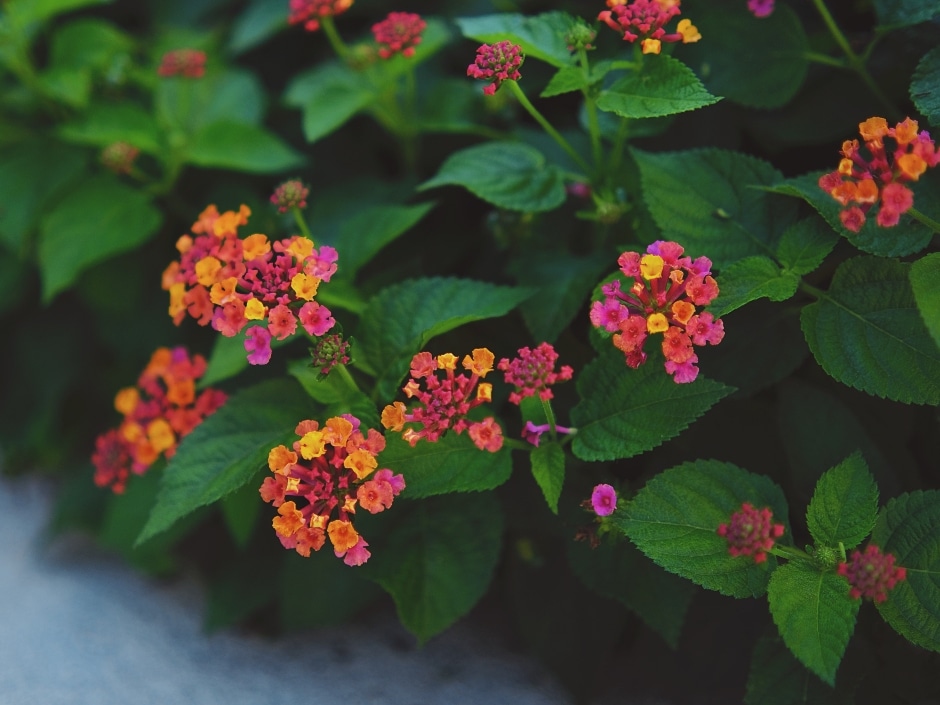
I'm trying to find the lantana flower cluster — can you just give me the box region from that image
[157,49,206,78]
[818,116,940,232]
[498,342,573,405]
[382,348,504,452]
[467,41,524,95]
[372,12,427,59]
[837,544,907,603]
[590,240,725,383]
[717,502,785,564]
[261,416,405,566]
[92,347,226,493]
[100,141,140,175]
[288,0,353,32]
[598,0,701,55]
[161,204,337,365]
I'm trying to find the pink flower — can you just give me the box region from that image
[245,326,272,365]
[468,417,504,452]
[591,484,617,517]
[270,179,309,213]
[467,41,523,95]
[592,241,724,383]
[288,0,353,33]
[837,544,907,602]
[157,49,206,78]
[340,537,371,567]
[521,421,574,447]
[372,12,426,59]
[598,1,700,50]
[298,301,335,336]
[498,342,573,405]
[717,502,785,564]
[747,0,775,17]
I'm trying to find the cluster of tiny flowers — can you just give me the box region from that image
[747,0,775,17]
[498,342,573,406]
[591,484,617,517]
[717,502,785,564]
[381,349,504,452]
[288,0,353,32]
[157,49,206,78]
[836,544,907,603]
[598,0,701,55]
[590,240,725,383]
[310,331,351,377]
[92,347,226,493]
[372,12,426,59]
[161,204,338,365]
[261,416,404,566]
[818,116,940,232]
[270,179,310,213]
[100,142,139,175]
[467,41,524,95]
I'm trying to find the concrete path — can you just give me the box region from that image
[0,475,670,705]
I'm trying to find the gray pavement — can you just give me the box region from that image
[0,475,676,705]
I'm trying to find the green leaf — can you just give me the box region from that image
[567,537,696,648]
[37,65,91,107]
[596,55,720,119]
[617,459,790,597]
[768,173,933,258]
[872,0,939,28]
[633,147,797,268]
[871,490,940,652]
[333,202,434,279]
[800,256,940,405]
[357,276,533,400]
[806,452,879,550]
[745,633,850,705]
[48,17,132,71]
[911,46,940,126]
[506,250,609,343]
[137,378,316,545]
[365,493,504,642]
[541,61,614,98]
[7,0,111,26]
[911,253,940,349]
[571,349,734,462]
[58,101,162,154]
[767,562,860,686]
[183,120,304,173]
[378,431,512,498]
[418,142,567,213]
[530,441,564,514]
[38,174,162,301]
[456,12,576,68]
[227,0,286,54]
[681,2,808,109]
[775,216,838,276]
[709,256,800,317]
[283,62,374,143]
[0,140,87,252]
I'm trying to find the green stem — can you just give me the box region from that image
[578,47,603,174]
[908,207,940,233]
[803,51,847,69]
[292,205,313,240]
[505,80,591,175]
[540,397,558,436]
[502,437,533,452]
[809,0,901,121]
[334,363,362,395]
[607,117,630,176]
[320,15,350,61]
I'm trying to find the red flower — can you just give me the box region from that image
[837,544,906,602]
[372,12,426,59]
[467,41,523,95]
[717,502,785,563]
